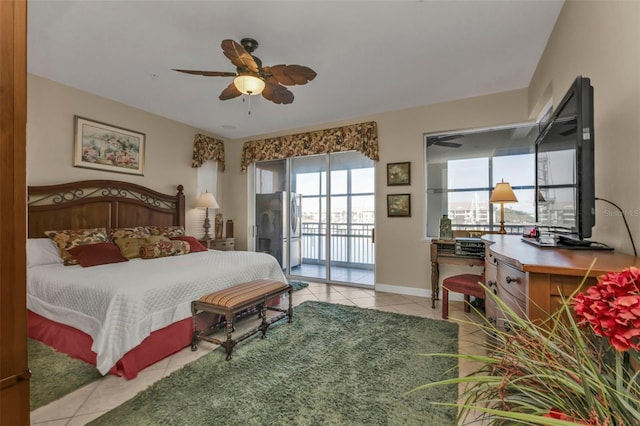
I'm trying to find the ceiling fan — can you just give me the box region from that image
[173,38,317,105]
[426,134,464,148]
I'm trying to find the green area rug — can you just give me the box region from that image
[90,301,459,425]
[28,338,102,410]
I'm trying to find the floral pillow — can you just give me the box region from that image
[145,225,185,238]
[140,239,190,259]
[114,237,144,259]
[171,236,208,253]
[115,235,170,259]
[108,226,150,243]
[44,228,109,265]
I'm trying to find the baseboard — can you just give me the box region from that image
[374,282,465,301]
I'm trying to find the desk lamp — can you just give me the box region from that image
[490,180,518,234]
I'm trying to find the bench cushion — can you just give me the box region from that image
[199,279,288,309]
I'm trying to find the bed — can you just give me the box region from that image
[27,180,287,379]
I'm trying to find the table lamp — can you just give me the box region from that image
[196,191,219,240]
[490,180,518,234]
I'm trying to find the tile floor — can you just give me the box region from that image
[30,282,487,425]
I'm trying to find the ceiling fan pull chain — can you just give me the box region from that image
[248,94,252,115]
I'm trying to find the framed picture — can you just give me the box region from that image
[387,194,411,217]
[74,116,145,175]
[387,162,411,186]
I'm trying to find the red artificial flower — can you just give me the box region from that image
[572,266,640,352]
[543,408,572,420]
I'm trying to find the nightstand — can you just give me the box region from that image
[201,238,235,251]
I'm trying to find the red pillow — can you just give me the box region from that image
[67,242,129,267]
[170,236,208,253]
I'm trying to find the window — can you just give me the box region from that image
[425,123,539,237]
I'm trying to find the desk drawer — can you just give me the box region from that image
[548,275,595,297]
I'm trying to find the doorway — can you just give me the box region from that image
[253,151,375,286]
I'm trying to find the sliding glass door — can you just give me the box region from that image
[253,151,375,286]
[328,152,375,285]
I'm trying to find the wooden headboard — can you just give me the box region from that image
[27,180,185,238]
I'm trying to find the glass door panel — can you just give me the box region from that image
[329,152,375,285]
[290,155,327,280]
[255,160,287,271]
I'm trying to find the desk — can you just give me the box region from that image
[482,234,640,324]
[430,239,484,308]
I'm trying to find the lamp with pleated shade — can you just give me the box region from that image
[490,180,518,234]
[196,191,219,240]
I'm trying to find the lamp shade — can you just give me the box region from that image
[490,181,518,203]
[233,74,265,95]
[196,191,219,209]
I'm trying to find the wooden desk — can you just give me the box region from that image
[482,234,640,325]
[430,239,484,308]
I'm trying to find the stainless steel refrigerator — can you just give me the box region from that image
[256,191,302,270]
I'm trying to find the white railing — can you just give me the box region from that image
[302,222,374,269]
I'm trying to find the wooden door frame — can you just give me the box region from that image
[0,0,29,423]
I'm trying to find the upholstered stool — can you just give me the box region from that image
[191,280,292,360]
[441,274,484,319]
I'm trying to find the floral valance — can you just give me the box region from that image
[192,134,226,171]
[240,121,379,172]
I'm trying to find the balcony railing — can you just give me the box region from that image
[301,222,374,269]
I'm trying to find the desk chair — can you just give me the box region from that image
[442,273,484,319]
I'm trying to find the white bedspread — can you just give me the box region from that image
[27,250,287,374]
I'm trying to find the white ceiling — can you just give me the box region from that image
[27,0,564,140]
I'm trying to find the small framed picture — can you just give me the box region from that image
[387,194,411,217]
[387,162,411,186]
[74,116,145,176]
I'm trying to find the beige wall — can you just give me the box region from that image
[222,89,529,296]
[27,0,640,297]
[529,0,640,254]
[27,75,225,236]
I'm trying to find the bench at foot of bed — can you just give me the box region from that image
[190,279,293,360]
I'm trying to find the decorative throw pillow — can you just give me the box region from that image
[145,225,185,238]
[27,238,63,268]
[140,240,190,259]
[114,237,145,259]
[171,236,208,253]
[145,235,171,243]
[44,228,109,265]
[67,242,129,267]
[108,226,150,243]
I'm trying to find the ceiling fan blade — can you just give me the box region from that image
[221,39,259,73]
[262,82,294,104]
[435,141,462,148]
[173,69,236,77]
[219,82,242,100]
[264,64,317,86]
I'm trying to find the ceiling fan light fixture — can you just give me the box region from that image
[233,74,265,95]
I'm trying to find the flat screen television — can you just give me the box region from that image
[534,76,596,245]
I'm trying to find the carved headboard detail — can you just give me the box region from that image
[27,180,185,238]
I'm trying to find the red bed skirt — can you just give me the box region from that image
[28,311,194,379]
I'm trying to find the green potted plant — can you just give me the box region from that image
[412,266,640,425]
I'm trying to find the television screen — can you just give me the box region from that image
[535,76,595,241]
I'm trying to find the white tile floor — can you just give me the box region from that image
[30,282,487,425]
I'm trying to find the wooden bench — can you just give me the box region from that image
[190,279,293,360]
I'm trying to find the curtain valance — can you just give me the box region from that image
[192,134,226,171]
[240,121,379,172]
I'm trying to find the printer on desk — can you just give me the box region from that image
[454,237,485,257]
